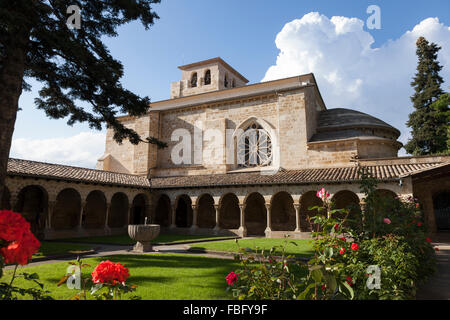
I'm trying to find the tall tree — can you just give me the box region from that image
[405,36,447,155]
[0,1,166,200]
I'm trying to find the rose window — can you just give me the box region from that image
[237,124,272,168]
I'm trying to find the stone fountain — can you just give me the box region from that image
[128,217,160,252]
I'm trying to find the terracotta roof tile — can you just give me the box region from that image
[7,158,445,190]
[7,158,150,188]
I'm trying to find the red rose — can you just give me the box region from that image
[0,210,40,265]
[339,248,345,255]
[91,260,130,285]
[226,272,238,285]
[321,284,326,291]
[435,247,440,251]
[417,222,422,227]
[345,276,353,286]
[350,243,359,251]
[425,238,432,243]
[340,237,346,242]
[334,224,339,230]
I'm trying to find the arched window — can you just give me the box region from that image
[237,123,272,168]
[191,72,197,87]
[204,70,211,85]
[224,74,229,88]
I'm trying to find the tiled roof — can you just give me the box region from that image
[150,162,443,189]
[7,158,446,190]
[7,158,150,188]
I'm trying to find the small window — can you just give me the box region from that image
[191,72,197,87]
[204,70,211,85]
[231,79,236,88]
[224,74,229,88]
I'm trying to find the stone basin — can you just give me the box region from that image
[128,224,160,252]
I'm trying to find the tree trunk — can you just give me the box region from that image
[0,26,30,203]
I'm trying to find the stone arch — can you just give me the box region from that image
[373,189,397,200]
[154,194,171,227]
[244,192,266,236]
[108,192,129,228]
[175,195,193,228]
[52,188,81,230]
[1,186,11,210]
[15,185,48,236]
[130,193,148,225]
[83,190,107,229]
[191,72,198,87]
[332,190,361,224]
[204,69,211,85]
[219,193,240,229]
[271,191,296,231]
[197,193,216,229]
[299,191,323,232]
[433,192,450,231]
[232,117,279,169]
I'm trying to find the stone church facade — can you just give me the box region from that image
[2,57,449,239]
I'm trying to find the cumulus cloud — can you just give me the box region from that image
[10,132,106,169]
[263,12,450,154]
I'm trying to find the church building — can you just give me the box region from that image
[3,58,450,239]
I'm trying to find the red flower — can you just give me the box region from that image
[340,237,347,242]
[0,210,40,265]
[316,188,330,200]
[417,222,422,227]
[350,243,359,251]
[425,238,432,243]
[334,224,339,230]
[339,248,345,255]
[415,203,420,208]
[345,276,353,286]
[226,272,238,285]
[321,284,326,291]
[435,247,440,251]
[91,260,130,285]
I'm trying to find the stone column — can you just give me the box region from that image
[294,203,301,232]
[46,200,56,230]
[238,204,247,238]
[104,202,111,232]
[78,201,86,229]
[190,204,198,233]
[265,203,272,238]
[170,203,177,229]
[127,203,133,225]
[213,204,221,234]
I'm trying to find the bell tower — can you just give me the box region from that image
[170,57,249,98]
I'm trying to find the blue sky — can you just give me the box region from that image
[12,0,450,167]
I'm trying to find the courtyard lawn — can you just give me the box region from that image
[57,234,237,246]
[33,242,93,259]
[189,238,315,258]
[1,253,306,300]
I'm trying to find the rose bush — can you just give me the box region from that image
[0,210,52,300]
[226,169,436,300]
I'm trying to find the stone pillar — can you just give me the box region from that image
[294,203,301,232]
[265,203,272,238]
[190,204,198,233]
[170,203,177,229]
[127,203,133,225]
[77,201,86,229]
[104,202,111,231]
[213,204,220,234]
[46,200,56,230]
[238,204,247,237]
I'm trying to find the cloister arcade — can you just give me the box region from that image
[5,174,443,239]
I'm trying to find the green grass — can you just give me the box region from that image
[57,234,237,245]
[2,254,242,300]
[33,242,93,258]
[190,238,315,258]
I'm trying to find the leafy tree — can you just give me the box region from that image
[405,37,447,155]
[429,93,450,153]
[0,0,166,200]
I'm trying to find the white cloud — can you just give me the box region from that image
[10,132,106,169]
[263,13,450,154]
